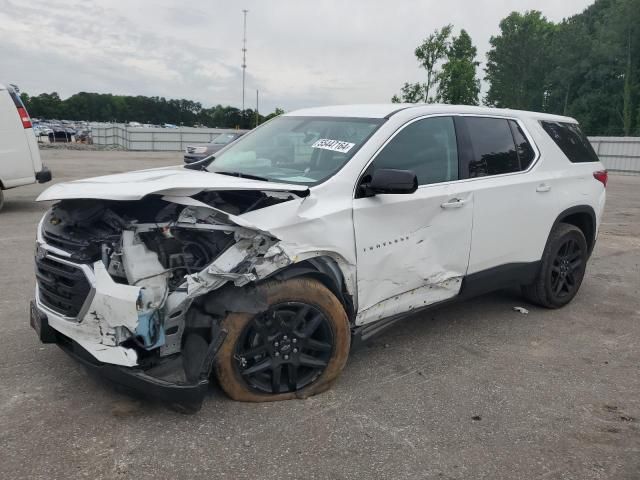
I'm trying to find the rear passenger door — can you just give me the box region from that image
[456,116,556,276]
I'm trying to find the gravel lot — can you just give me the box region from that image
[1,150,639,480]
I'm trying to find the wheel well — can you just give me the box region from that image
[267,258,355,322]
[558,209,596,253]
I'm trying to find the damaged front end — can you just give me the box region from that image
[32,191,296,411]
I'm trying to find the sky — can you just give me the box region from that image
[1,0,594,113]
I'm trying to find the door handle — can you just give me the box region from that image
[536,183,551,193]
[441,198,467,209]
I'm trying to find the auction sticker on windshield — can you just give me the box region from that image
[311,139,355,154]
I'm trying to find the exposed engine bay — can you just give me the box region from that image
[36,190,298,385]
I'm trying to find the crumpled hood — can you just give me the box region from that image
[37,166,309,201]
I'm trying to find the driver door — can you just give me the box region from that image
[352,116,474,325]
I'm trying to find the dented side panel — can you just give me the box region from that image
[353,183,474,325]
[240,192,359,296]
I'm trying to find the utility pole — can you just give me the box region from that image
[255,90,259,127]
[241,9,248,114]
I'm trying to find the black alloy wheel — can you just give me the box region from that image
[234,302,334,394]
[549,238,584,300]
[522,223,588,308]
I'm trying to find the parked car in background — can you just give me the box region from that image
[75,128,92,143]
[31,104,605,411]
[0,83,51,211]
[183,132,246,163]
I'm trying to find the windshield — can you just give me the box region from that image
[207,116,384,185]
[212,133,238,145]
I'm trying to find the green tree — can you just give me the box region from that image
[391,83,426,103]
[485,11,555,111]
[545,16,591,116]
[438,29,480,105]
[392,25,452,103]
[264,107,285,121]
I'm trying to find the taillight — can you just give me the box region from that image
[16,106,32,129]
[593,170,608,187]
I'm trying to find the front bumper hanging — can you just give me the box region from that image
[30,300,209,413]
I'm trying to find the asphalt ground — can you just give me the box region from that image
[1,149,638,479]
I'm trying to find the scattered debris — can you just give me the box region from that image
[513,306,529,315]
[384,343,390,349]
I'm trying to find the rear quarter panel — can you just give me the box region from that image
[524,117,606,243]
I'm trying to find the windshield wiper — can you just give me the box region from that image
[213,170,271,182]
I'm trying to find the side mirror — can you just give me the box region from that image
[365,168,418,195]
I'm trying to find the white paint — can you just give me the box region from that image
[353,182,473,323]
[41,262,140,366]
[37,167,308,201]
[36,104,607,369]
[0,84,43,190]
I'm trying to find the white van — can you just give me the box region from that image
[0,83,51,211]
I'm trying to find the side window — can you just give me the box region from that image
[464,117,519,177]
[509,120,536,170]
[373,116,458,185]
[540,121,599,163]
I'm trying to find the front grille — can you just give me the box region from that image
[36,255,91,318]
[42,229,89,253]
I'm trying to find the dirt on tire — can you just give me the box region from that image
[214,277,351,402]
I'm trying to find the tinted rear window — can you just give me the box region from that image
[465,117,519,177]
[541,121,599,163]
[509,120,536,170]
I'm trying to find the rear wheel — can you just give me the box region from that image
[523,223,588,308]
[214,278,350,402]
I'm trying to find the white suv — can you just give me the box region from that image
[31,104,606,411]
[0,83,51,211]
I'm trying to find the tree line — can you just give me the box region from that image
[19,91,284,129]
[392,0,640,135]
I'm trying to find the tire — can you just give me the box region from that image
[0,190,4,212]
[214,277,351,402]
[522,223,588,308]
